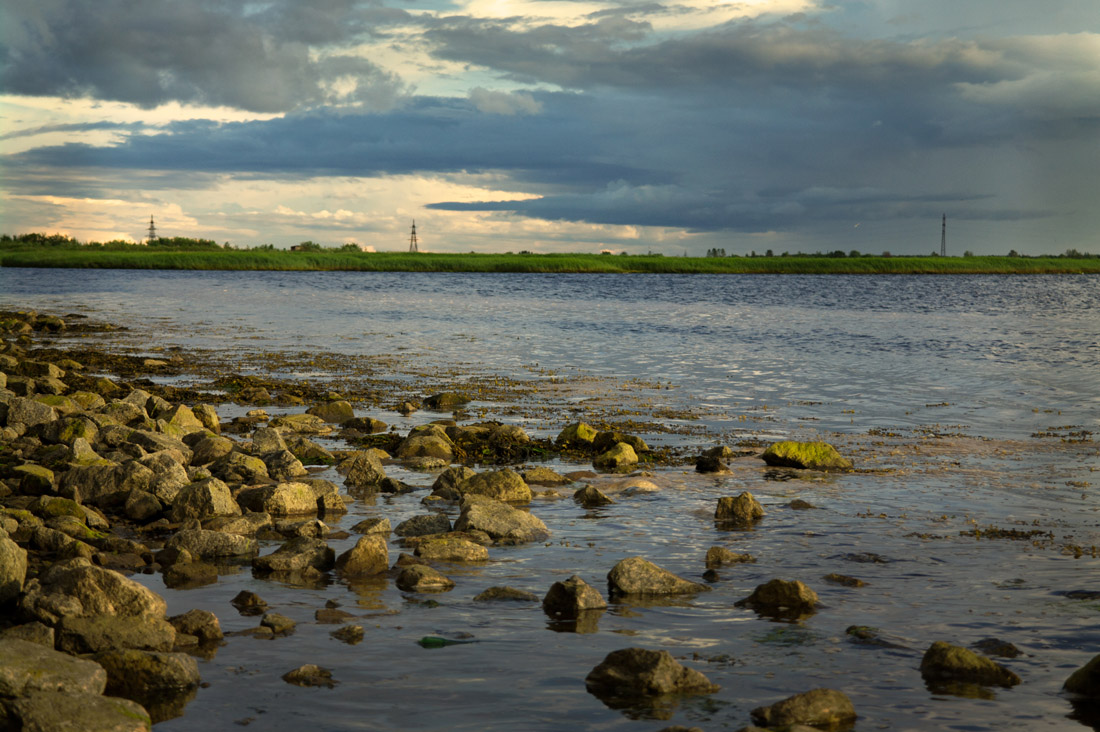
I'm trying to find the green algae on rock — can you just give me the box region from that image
[761,440,853,470]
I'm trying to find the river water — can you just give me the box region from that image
[2,268,1098,731]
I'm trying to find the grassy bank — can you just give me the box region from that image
[2,244,1099,274]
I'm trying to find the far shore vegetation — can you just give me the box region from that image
[2,232,1098,275]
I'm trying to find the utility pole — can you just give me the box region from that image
[941,213,946,257]
[147,215,158,242]
[409,221,419,253]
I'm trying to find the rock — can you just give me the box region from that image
[394,513,452,537]
[261,612,297,635]
[761,441,853,471]
[230,590,268,616]
[705,546,755,569]
[608,557,710,597]
[168,609,223,643]
[14,464,55,495]
[315,607,357,623]
[165,529,257,559]
[423,392,469,410]
[270,413,331,434]
[254,430,291,460]
[126,430,193,464]
[556,422,599,448]
[210,451,269,483]
[415,536,488,562]
[331,625,365,644]
[543,575,608,617]
[736,579,819,617]
[282,664,336,688]
[593,442,638,472]
[824,572,865,587]
[396,434,454,462]
[4,396,58,428]
[0,622,54,647]
[189,435,234,466]
[750,688,857,728]
[593,431,649,455]
[19,557,166,625]
[523,466,572,486]
[351,517,391,535]
[342,417,387,434]
[306,399,355,424]
[715,492,764,525]
[453,497,549,544]
[429,466,477,500]
[585,648,719,700]
[124,490,164,522]
[0,637,107,696]
[475,586,539,602]
[202,512,273,537]
[0,533,28,603]
[61,462,154,507]
[1065,654,1100,697]
[92,649,200,697]
[920,641,1021,687]
[237,482,319,516]
[263,449,309,480]
[252,537,335,573]
[343,450,387,490]
[170,478,240,522]
[396,564,455,592]
[574,485,614,507]
[285,435,336,465]
[5,690,151,731]
[192,404,221,434]
[56,615,176,654]
[334,535,389,576]
[454,469,532,503]
[695,455,730,473]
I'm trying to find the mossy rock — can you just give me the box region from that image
[29,496,85,521]
[761,441,852,471]
[13,464,55,494]
[556,422,598,447]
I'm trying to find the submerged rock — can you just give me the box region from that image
[574,484,614,508]
[1065,654,1100,697]
[252,537,335,573]
[714,492,764,526]
[750,688,857,729]
[704,546,755,569]
[394,513,452,537]
[608,557,710,597]
[920,641,1021,687]
[585,648,718,699]
[736,579,818,617]
[761,441,852,471]
[475,586,539,602]
[282,664,336,688]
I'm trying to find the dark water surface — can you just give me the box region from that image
[2,269,1098,730]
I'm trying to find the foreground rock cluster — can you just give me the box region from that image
[2,308,1097,730]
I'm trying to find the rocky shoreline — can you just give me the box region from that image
[1,308,1098,731]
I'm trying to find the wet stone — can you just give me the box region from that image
[920,641,1021,688]
[331,625,365,645]
[282,664,336,688]
[750,688,857,729]
[705,546,756,569]
[475,586,539,602]
[824,572,866,587]
[715,492,764,526]
[231,590,268,616]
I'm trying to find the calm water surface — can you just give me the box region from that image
[2,269,1098,731]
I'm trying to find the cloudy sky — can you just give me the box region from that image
[1,0,1097,254]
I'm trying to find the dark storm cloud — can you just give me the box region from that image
[0,0,407,112]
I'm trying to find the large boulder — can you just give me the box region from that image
[395,564,455,592]
[91,649,201,698]
[429,466,477,500]
[165,529,257,559]
[414,537,489,562]
[0,534,28,603]
[761,441,852,471]
[0,637,107,696]
[262,449,309,481]
[334,535,389,576]
[395,434,454,462]
[920,641,1021,687]
[209,452,269,484]
[4,691,151,732]
[585,648,718,700]
[56,615,176,654]
[126,429,193,464]
[3,396,58,428]
[251,426,288,454]
[137,451,190,504]
[453,497,549,544]
[19,557,166,625]
[750,688,857,729]
[714,492,764,526]
[556,422,598,448]
[62,462,154,507]
[455,469,532,503]
[189,435,235,466]
[394,513,452,537]
[607,557,710,597]
[170,478,241,522]
[423,392,469,410]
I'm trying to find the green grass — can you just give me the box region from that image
[2,244,1099,274]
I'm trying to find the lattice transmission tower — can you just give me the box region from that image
[147,215,158,242]
[409,221,419,253]
[941,213,946,257]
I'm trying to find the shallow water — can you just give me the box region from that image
[2,269,1098,730]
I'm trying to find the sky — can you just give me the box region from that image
[1,0,1097,255]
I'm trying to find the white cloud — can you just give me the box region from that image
[468,87,542,115]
